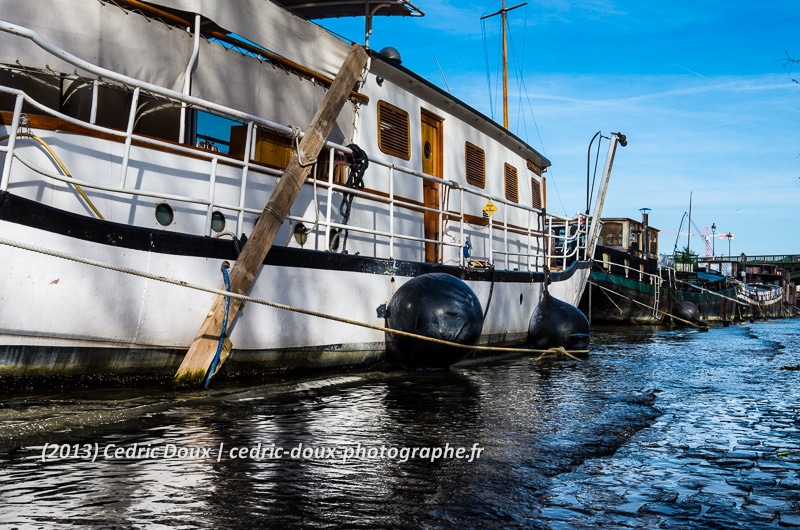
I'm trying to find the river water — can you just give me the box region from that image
[1,319,799,529]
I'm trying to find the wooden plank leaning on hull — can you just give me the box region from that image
[173,43,369,389]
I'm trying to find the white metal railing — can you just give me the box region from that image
[738,283,783,303]
[0,19,590,273]
[598,259,661,287]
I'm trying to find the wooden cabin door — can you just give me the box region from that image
[421,111,443,263]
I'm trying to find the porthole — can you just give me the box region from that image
[211,211,226,233]
[155,203,174,226]
[520,293,524,305]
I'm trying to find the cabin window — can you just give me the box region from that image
[600,222,623,247]
[155,203,174,226]
[0,68,184,143]
[601,252,611,271]
[527,159,544,175]
[465,142,486,188]
[531,178,543,208]
[629,224,643,253]
[61,78,181,140]
[648,230,659,256]
[229,124,293,168]
[315,148,348,184]
[196,111,247,155]
[504,163,518,203]
[211,211,226,233]
[377,100,410,160]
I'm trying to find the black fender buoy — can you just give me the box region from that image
[672,300,700,325]
[527,290,590,351]
[385,273,484,369]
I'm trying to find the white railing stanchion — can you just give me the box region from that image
[236,122,255,237]
[119,87,140,189]
[324,148,335,252]
[0,95,23,192]
[205,156,219,236]
[388,165,395,259]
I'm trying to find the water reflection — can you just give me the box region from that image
[2,321,799,528]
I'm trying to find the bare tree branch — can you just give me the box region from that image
[778,51,800,84]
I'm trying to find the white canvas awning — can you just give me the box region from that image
[144,0,354,79]
[272,0,423,19]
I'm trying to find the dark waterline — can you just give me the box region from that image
[1,320,799,528]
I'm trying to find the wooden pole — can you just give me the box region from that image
[479,2,526,130]
[173,44,368,388]
[501,0,508,130]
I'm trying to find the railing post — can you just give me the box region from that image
[205,157,219,236]
[324,148,335,251]
[388,165,395,259]
[503,203,509,269]
[90,80,99,125]
[527,209,532,272]
[458,187,465,267]
[488,213,494,265]
[179,14,202,145]
[119,87,140,188]
[236,122,255,237]
[0,95,23,192]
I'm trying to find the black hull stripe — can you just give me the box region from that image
[0,191,587,282]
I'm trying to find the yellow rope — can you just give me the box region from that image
[0,236,588,358]
[532,346,583,361]
[0,132,105,220]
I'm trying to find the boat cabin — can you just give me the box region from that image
[597,218,659,260]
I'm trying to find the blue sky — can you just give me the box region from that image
[321,1,799,257]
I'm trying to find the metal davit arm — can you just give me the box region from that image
[584,131,627,261]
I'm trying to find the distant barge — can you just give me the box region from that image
[581,212,796,326]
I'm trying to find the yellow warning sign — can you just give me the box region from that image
[482,200,497,217]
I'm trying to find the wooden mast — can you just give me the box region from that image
[502,2,509,128]
[482,1,526,129]
[173,43,369,389]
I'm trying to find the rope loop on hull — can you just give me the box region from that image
[204,261,231,388]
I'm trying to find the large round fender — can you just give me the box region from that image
[385,273,484,369]
[527,290,590,351]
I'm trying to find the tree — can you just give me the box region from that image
[674,245,698,265]
[779,51,799,84]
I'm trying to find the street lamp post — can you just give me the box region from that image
[725,232,734,274]
[711,223,716,258]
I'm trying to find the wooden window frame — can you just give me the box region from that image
[504,163,518,203]
[377,100,411,160]
[465,142,486,188]
[531,177,543,209]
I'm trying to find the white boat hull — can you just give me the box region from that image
[0,197,590,378]
[0,0,614,385]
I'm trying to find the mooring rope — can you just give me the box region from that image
[590,281,708,329]
[0,236,586,358]
[204,262,230,389]
[334,143,368,254]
